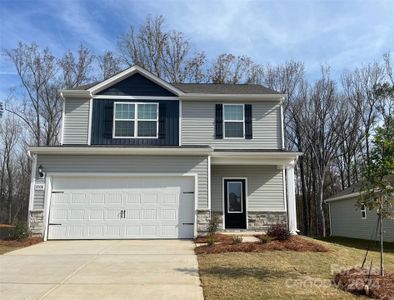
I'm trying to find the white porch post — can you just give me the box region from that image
[286,161,298,235]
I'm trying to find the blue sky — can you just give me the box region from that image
[1,0,393,99]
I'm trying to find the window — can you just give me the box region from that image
[227,181,243,213]
[361,204,367,219]
[223,104,244,138]
[113,102,158,138]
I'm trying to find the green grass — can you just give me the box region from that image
[197,237,394,300]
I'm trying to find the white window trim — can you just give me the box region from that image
[226,181,244,214]
[361,204,367,219]
[223,104,245,139]
[112,102,159,139]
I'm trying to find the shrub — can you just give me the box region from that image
[258,235,272,244]
[232,235,243,244]
[207,235,216,246]
[207,213,220,235]
[11,222,30,240]
[267,224,290,241]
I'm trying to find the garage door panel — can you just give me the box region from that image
[106,193,122,204]
[91,193,105,204]
[48,176,195,239]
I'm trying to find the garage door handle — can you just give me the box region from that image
[182,223,194,225]
[49,223,62,226]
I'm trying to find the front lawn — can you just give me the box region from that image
[197,237,394,299]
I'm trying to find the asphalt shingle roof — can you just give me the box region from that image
[71,79,279,94]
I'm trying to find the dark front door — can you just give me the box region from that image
[224,179,247,229]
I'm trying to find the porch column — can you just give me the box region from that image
[286,161,298,235]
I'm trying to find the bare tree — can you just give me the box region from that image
[0,115,25,223]
[4,42,94,146]
[98,50,123,80]
[207,54,253,84]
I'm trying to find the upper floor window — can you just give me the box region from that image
[361,204,367,219]
[223,104,244,138]
[113,102,158,138]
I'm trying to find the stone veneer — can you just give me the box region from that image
[247,211,287,231]
[29,211,44,236]
[196,210,286,234]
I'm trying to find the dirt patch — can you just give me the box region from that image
[0,236,42,248]
[194,234,234,244]
[195,236,329,254]
[335,267,394,300]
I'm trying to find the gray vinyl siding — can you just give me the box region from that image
[182,101,282,148]
[211,165,285,212]
[329,197,394,242]
[63,99,90,145]
[32,155,208,210]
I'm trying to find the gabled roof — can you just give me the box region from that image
[60,65,285,101]
[63,65,281,95]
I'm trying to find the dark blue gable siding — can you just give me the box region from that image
[91,99,179,146]
[98,73,176,96]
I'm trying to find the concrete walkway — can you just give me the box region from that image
[0,240,204,300]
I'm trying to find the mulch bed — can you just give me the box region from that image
[194,233,234,244]
[195,236,329,254]
[335,267,394,300]
[0,236,42,248]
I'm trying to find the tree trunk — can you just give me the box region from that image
[379,205,384,276]
[299,156,309,235]
[318,175,326,237]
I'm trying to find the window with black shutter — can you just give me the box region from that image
[245,104,253,139]
[215,104,223,139]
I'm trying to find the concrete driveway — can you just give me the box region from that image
[0,240,203,300]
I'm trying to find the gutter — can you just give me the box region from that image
[324,192,362,203]
[28,146,213,156]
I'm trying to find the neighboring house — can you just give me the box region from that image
[325,183,394,242]
[27,65,301,240]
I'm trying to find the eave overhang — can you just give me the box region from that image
[211,150,302,166]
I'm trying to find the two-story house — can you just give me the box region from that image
[27,65,301,240]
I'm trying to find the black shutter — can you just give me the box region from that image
[103,101,113,139]
[245,104,253,139]
[215,104,223,139]
[158,103,166,139]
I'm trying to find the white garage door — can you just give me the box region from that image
[47,176,195,239]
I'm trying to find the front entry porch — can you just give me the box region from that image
[197,150,300,235]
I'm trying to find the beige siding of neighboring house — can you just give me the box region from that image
[32,155,209,210]
[181,101,282,148]
[62,99,90,145]
[211,165,286,212]
[329,196,394,242]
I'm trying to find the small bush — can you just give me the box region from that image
[232,235,243,244]
[207,214,220,235]
[267,224,290,241]
[207,235,216,246]
[258,235,272,244]
[11,222,30,240]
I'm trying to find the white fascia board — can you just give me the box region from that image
[28,146,212,156]
[179,93,286,102]
[87,66,185,96]
[211,151,302,166]
[212,151,302,158]
[324,192,362,203]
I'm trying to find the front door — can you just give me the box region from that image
[224,179,247,229]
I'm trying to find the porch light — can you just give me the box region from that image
[38,165,45,178]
